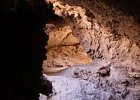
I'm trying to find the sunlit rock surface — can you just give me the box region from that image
[43,20,92,73]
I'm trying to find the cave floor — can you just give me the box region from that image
[40,61,102,100]
[40,60,140,100]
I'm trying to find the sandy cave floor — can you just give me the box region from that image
[40,60,140,100]
[40,62,103,100]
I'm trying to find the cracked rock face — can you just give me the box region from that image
[43,21,92,73]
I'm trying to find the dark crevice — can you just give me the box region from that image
[0,1,62,100]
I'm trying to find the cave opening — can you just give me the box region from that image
[41,0,140,100]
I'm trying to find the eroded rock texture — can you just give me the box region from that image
[44,0,140,99]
